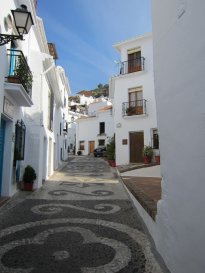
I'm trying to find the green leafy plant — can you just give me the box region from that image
[106,136,115,160]
[126,106,135,115]
[143,146,153,158]
[23,165,37,184]
[15,56,33,93]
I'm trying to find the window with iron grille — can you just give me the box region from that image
[152,129,159,149]
[98,139,105,146]
[99,122,105,134]
[14,120,26,164]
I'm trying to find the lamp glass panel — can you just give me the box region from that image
[14,11,28,28]
[25,15,33,33]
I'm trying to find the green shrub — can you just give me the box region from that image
[23,165,37,184]
[143,146,153,158]
[106,136,115,160]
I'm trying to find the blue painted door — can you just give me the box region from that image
[0,119,6,195]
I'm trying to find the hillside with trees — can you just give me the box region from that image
[76,83,109,98]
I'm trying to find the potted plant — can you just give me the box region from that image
[77,150,82,156]
[106,136,116,167]
[23,165,37,191]
[143,146,153,164]
[126,106,135,116]
[7,55,33,93]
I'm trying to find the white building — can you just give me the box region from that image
[151,2,205,273]
[76,101,114,155]
[53,66,71,165]
[67,109,87,153]
[110,33,159,165]
[0,0,70,197]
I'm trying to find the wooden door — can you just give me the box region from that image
[129,132,144,163]
[89,141,95,155]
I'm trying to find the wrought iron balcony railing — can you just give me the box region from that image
[122,99,147,116]
[119,57,145,75]
[6,49,33,96]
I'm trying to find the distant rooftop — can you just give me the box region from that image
[99,105,113,111]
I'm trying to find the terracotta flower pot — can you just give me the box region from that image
[144,156,151,164]
[155,155,160,164]
[23,183,33,191]
[108,160,116,167]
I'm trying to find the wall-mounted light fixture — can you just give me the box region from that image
[0,5,34,46]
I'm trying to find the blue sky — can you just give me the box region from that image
[37,0,152,94]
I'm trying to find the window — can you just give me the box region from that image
[99,122,105,134]
[152,129,159,149]
[79,141,85,150]
[13,120,26,165]
[98,139,105,146]
[63,121,68,132]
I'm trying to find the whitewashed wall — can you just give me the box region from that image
[0,1,70,195]
[110,34,157,165]
[79,95,94,105]
[76,109,114,155]
[0,0,42,195]
[88,99,112,116]
[152,1,205,272]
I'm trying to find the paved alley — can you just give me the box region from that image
[0,157,165,273]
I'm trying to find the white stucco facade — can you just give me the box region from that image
[110,34,158,165]
[0,0,70,196]
[79,94,94,105]
[76,103,114,155]
[152,1,205,272]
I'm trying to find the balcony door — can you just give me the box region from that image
[9,42,17,76]
[129,89,143,115]
[128,50,141,73]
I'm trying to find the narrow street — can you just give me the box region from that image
[0,157,164,273]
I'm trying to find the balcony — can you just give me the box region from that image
[119,57,145,75]
[122,99,147,116]
[4,49,33,107]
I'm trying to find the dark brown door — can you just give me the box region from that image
[129,132,144,163]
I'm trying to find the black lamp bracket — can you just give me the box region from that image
[0,34,23,46]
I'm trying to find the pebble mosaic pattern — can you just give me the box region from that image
[0,157,164,273]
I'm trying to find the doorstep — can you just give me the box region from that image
[117,162,158,173]
[121,176,161,220]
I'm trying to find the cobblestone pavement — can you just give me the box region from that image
[0,157,165,273]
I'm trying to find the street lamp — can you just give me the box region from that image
[0,5,34,46]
